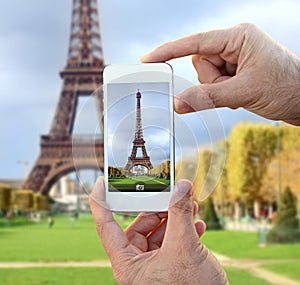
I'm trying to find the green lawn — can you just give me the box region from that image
[109,176,169,191]
[261,261,300,281]
[0,267,273,285]
[0,214,108,261]
[201,230,300,259]
[2,216,300,262]
[225,267,272,285]
[0,267,117,285]
[1,214,300,285]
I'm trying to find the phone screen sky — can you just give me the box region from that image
[107,82,172,192]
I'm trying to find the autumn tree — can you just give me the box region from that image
[13,189,34,211]
[0,183,11,214]
[262,124,300,218]
[227,123,277,219]
[212,140,230,219]
[194,149,218,204]
[34,193,50,211]
[175,157,199,185]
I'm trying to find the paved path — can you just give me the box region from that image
[215,253,300,285]
[0,260,111,268]
[153,179,169,186]
[0,256,299,285]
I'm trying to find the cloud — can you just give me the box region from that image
[178,0,300,53]
[1,0,300,179]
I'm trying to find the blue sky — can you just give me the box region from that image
[1,0,300,179]
[106,83,171,168]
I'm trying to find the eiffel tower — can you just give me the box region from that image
[124,90,153,172]
[23,0,104,194]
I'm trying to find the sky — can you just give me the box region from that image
[1,0,300,180]
[106,83,171,168]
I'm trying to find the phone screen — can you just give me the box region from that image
[106,82,172,192]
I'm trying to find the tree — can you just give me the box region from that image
[227,123,277,218]
[34,193,50,211]
[194,149,218,203]
[176,157,199,185]
[13,189,34,211]
[108,166,122,178]
[262,124,300,219]
[201,197,222,230]
[212,140,230,218]
[0,183,11,213]
[267,186,300,243]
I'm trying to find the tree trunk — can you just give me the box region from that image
[254,199,261,219]
[234,201,241,221]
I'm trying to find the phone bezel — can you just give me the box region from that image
[103,63,174,212]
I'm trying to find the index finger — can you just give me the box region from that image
[141,30,229,63]
[141,23,253,64]
[89,177,130,259]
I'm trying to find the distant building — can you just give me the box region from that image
[0,177,91,212]
[49,176,91,212]
[0,179,24,190]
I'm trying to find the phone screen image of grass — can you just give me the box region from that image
[108,176,170,191]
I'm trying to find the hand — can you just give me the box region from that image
[89,178,228,285]
[142,23,300,126]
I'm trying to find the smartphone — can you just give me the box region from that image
[103,63,174,212]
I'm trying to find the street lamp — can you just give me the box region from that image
[17,160,29,179]
[274,121,282,212]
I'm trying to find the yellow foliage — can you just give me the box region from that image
[175,157,199,183]
[261,124,300,202]
[149,160,170,179]
[13,189,34,210]
[194,149,219,203]
[34,193,50,211]
[227,123,277,203]
[0,184,12,210]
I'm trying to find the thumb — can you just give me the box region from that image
[175,75,252,113]
[164,180,198,245]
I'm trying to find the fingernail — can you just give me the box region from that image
[176,180,194,196]
[95,176,103,186]
[91,176,104,202]
[174,96,194,114]
[140,54,150,63]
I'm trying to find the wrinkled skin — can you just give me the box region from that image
[142,23,300,125]
[90,178,228,285]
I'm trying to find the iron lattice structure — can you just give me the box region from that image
[23,0,104,194]
[124,90,153,171]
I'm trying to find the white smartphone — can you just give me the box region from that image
[103,63,174,212]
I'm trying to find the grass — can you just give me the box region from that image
[109,176,169,191]
[1,214,300,284]
[2,215,300,261]
[0,267,273,285]
[201,230,300,259]
[225,267,272,285]
[0,214,108,261]
[260,261,300,281]
[0,267,117,285]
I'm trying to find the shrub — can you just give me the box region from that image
[0,184,12,211]
[34,193,50,211]
[13,189,34,211]
[201,197,222,230]
[267,186,300,243]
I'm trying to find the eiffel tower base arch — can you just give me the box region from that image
[23,135,104,195]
